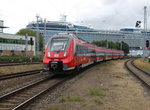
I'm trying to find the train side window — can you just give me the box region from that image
[75,44,79,56]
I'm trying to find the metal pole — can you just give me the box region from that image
[25,33,28,57]
[143,6,147,58]
[106,40,108,48]
[66,23,67,32]
[144,6,147,30]
[36,15,39,57]
[121,41,122,50]
[44,18,46,54]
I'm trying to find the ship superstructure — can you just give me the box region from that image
[26,21,97,32]
[26,16,150,56]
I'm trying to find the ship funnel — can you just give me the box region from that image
[135,21,141,28]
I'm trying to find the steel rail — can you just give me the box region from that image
[0,75,53,110]
[0,69,45,80]
[13,76,71,110]
[0,76,50,101]
[125,59,150,88]
[0,73,76,110]
[0,62,41,67]
[131,61,150,76]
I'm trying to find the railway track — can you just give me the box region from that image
[125,59,150,88]
[0,69,45,80]
[0,62,41,67]
[0,73,76,110]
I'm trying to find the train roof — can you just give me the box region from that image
[52,33,124,53]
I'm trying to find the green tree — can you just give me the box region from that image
[16,29,44,52]
[92,40,107,47]
[122,41,129,55]
[92,40,129,55]
[108,41,116,49]
[16,29,36,36]
[116,42,121,50]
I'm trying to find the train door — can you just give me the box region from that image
[74,44,82,66]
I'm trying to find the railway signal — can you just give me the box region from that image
[146,40,149,48]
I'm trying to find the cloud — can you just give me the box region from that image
[81,0,150,30]
[1,0,150,33]
[101,0,119,5]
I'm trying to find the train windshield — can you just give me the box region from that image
[49,37,69,51]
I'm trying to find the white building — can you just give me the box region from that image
[0,33,35,56]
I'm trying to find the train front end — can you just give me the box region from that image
[43,33,75,73]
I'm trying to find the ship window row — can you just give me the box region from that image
[0,38,34,45]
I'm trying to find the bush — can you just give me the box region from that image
[0,56,42,63]
[32,56,42,62]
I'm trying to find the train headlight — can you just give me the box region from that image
[48,52,51,57]
[63,51,67,57]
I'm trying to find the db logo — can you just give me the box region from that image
[54,54,59,57]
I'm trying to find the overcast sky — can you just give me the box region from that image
[0,0,150,34]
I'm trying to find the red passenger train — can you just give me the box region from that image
[43,33,124,73]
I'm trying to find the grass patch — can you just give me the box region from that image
[142,66,150,72]
[59,96,84,103]
[89,88,103,96]
[59,98,66,103]
[47,107,74,110]
[134,58,150,72]
[93,98,103,104]
[47,108,60,110]
[96,61,115,70]
[69,97,84,102]
[57,94,64,97]
[97,61,115,67]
